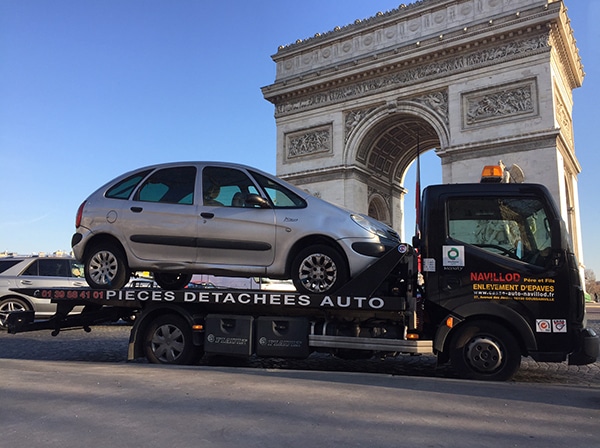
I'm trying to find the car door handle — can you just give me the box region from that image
[131,207,143,213]
[20,280,33,285]
[201,212,215,219]
[73,282,86,287]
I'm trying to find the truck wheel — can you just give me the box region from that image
[0,297,30,329]
[153,273,192,290]
[291,245,349,294]
[449,320,521,381]
[84,243,129,290]
[143,314,202,365]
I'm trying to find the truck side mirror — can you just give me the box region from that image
[412,235,421,250]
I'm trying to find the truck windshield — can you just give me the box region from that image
[447,197,552,267]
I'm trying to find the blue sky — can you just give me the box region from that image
[1,1,599,276]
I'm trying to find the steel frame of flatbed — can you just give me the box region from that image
[6,244,435,355]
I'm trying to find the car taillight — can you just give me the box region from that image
[75,201,86,228]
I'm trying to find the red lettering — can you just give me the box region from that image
[470,272,521,283]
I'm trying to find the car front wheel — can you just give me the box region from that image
[291,245,349,294]
[449,320,521,381]
[84,243,129,290]
[0,297,30,329]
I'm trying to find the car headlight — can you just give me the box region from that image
[351,214,398,240]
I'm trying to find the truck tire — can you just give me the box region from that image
[449,320,521,381]
[291,245,349,294]
[153,273,192,291]
[84,242,129,290]
[0,297,30,329]
[143,314,202,365]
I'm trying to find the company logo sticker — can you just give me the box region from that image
[536,319,551,333]
[443,245,464,267]
[552,319,567,333]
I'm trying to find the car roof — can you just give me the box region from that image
[90,161,312,200]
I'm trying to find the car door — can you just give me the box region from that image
[122,165,199,264]
[19,259,85,314]
[196,166,276,269]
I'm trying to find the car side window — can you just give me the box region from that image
[135,167,196,205]
[250,171,306,208]
[23,259,70,277]
[202,166,260,207]
[106,170,153,200]
[70,261,85,278]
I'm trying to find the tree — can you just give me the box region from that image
[584,269,599,300]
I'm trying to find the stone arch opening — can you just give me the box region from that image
[349,111,441,239]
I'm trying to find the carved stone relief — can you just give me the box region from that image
[413,90,449,124]
[274,0,543,80]
[275,32,550,117]
[462,79,538,127]
[285,125,333,161]
[555,88,573,146]
[344,107,378,143]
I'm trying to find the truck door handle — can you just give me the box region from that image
[444,276,461,290]
[201,212,215,219]
[130,207,143,213]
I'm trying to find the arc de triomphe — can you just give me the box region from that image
[262,0,584,266]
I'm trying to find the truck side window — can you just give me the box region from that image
[447,197,552,266]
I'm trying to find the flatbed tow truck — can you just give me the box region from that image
[6,168,599,381]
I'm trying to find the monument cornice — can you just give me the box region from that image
[265,28,551,118]
[437,129,561,162]
[264,0,560,89]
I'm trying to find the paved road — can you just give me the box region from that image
[1,305,599,447]
[2,305,600,383]
[2,304,600,385]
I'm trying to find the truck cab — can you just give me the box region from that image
[418,181,596,377]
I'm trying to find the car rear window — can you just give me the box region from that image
[0,259,21,274]
[106,169,153,200]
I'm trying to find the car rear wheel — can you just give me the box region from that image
[154,273,192,290]
[291,244,349,294]
[84,243,129,290]
[0,297,30,329]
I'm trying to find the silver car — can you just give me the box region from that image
[72,162,400,293]
[0,256,87,328]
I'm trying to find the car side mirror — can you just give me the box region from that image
[245,194,272,208]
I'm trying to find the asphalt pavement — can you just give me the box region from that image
[1,305,599,447]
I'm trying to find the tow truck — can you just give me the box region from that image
[6,166,599,380]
